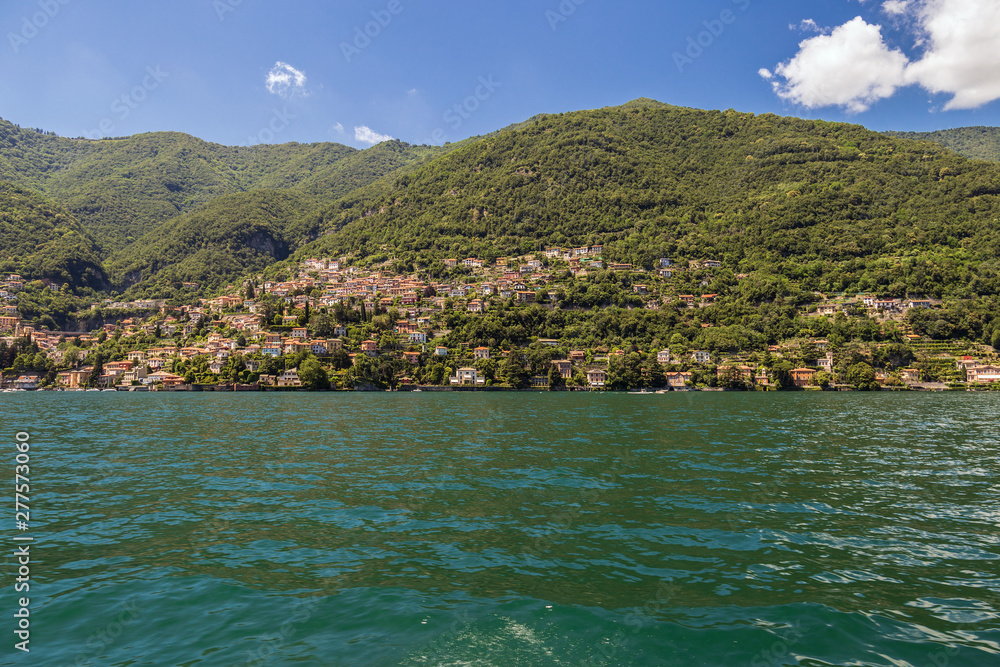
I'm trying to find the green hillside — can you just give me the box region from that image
[0,120,450,255]
[301,104,1000,299]
[886,127,1000,162]
[106,189,321,297]
[0,181,106,290]
[98,140,458,295]
[4,102,1000,319]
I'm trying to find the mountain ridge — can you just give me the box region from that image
[2,101,1000,311]
[884,126,1000,163]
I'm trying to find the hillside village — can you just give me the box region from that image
[2,249,999,392]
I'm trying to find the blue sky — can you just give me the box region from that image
[2,0,998,148]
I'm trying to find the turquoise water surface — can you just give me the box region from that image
[1,392,998,666]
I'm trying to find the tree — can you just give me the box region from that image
[310,313,337,338]
[812,370,832,389]
[548,366,566,390]
[873,343,914,370]
[846,362,879,391]
[298,358,330,391]
[608,353,642,391]
[648,361,667,389]
[477,358,498,383]
[259,355,282,377]
[500,352,530,388]
[717,366,746,390]
[426,362,446,385]
[770,360,794,390]
[328,348,351,370]
[87,352,105,388]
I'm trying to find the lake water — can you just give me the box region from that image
[1,392,998,666]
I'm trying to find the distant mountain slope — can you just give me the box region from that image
[300,102,1000,299]
[5,102,1000,307]
[0,120,451,255]
[0,181,107,290]
[98,140,459,296]
[106,189,321,296]
[885,127,1000,162]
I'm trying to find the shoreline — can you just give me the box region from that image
[5,384,987,394]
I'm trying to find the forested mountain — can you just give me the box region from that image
[99,140,458,296]
[2,103,1000,311]
[0,181,107,290]
[886,127,1000,163]
[106,189,320,296]
[300,103,1000,299]
[0,120,449,254]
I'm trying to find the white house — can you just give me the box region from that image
[450,368,483,385]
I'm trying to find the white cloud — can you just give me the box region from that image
[355,125,393,145]
[332,122,344,134]
[882,0,910,15]
[265,62,308,98]
[770,17,908,112]
[765,0,1000,112]
[793,19,825,33]
[904,0,1000,109]
[759,68,774,80]
[407,88,418,96]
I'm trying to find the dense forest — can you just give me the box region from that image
[2,101,1000,332]
[0,118,458,294]
[0,119,453,254]
[0,181,107,290]
[300,101,1000,301]
[886,127,1000,163]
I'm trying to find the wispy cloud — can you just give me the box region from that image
[265,61,308,98]
[332,122,344,134]
[790,18,826,33]
[355,125,393,145]
[882,1,911,16]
